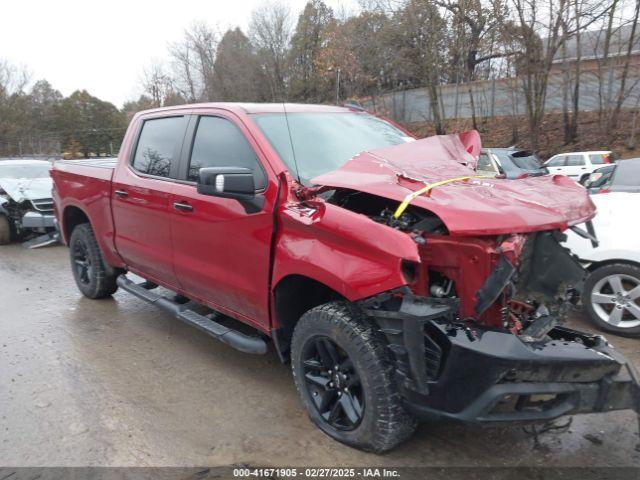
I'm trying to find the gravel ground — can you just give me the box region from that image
[1,243,639,467]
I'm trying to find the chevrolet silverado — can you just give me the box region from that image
[51,103,640,452]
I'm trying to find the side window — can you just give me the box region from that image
[566,154,585,166]
[477,153,494,171]
[188,116,266,189]
[589,154,606,165]
[132,116,186,178]
[546,156,565,167]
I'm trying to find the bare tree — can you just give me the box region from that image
[169,22,218,102]
[249,1,293,101]
[609,0,640,133]
[507,0,611,149]
[142,63,182,107]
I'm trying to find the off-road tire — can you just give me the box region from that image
[583,263,640,337]
[69,223,118,298]
[0,214,11,245]
[291,301,417,452]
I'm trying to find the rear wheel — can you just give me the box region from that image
[584,263,640,337]
[69,223,118,298]
[291,302,416,452]
[0,214,10,245]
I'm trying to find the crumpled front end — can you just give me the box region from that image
[304,131,638,425]
[356,223,639,424]
[361,291,640,424]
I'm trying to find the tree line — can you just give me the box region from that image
[132,0,640,151]
[2,0,639,157]
[0,61,127,157]
[0,60,127,157]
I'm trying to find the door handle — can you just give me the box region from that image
[173,202,193,212]
[114,189,128,197]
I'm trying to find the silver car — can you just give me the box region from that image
[0,159,56,244]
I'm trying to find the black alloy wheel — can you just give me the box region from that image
[72,238,93,285]
[302,336,364,430]
[291,302,417,452]
[68,223,119,298]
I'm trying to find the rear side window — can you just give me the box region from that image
[546,156,565,167]
[188,116,266,189]
[589,153,608,165]
[566,154,585,166]
[132,116,186,178]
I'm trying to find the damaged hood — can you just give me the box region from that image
[0,177,53,202]
[311,132,595,236]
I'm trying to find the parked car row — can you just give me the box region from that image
[544,151,614,183]
[583,157,640,194]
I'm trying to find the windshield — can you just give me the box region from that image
[0,163,50,179]
[493,150,542,172]
[252,112,411,184]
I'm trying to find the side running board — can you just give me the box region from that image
[116,275,268,355]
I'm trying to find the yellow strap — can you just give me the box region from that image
[393,176,477,219]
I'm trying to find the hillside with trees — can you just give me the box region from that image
[2,0,639,158]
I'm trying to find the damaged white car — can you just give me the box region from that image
[0,159,57,245]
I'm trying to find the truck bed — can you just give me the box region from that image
[53,158,117,181]
[51,157,120,267]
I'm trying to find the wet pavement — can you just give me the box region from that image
[1,243,639,467]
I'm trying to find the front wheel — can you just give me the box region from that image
[291,302,416,452]
[583,263,640,337]
[69,223,118,298]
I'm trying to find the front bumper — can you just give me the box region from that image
[21,211,56,230]
[362,293,640,424]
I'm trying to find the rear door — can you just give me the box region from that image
[170,113,277,329]
[563,154,587,178]
[112,115,189,287]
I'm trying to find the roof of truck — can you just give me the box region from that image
[137,102,356,116]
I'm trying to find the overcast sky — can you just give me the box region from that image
[0,0,356,108]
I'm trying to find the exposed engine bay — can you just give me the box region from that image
[326,188,585,339]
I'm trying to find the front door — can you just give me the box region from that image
[171,114,276,329]
[545,155,567,175]
[112,115,189,287]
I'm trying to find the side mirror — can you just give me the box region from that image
[197,167,264,214]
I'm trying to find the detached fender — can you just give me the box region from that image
[272,200,420,302]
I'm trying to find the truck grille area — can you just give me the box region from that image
[424,332,443,381]
[30,198,54,213]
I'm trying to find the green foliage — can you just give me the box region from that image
[0,75,127,158]
[288,0,335,102]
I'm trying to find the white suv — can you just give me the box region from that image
[544,151,614,183]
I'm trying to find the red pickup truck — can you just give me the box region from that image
[51,103,639,452]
